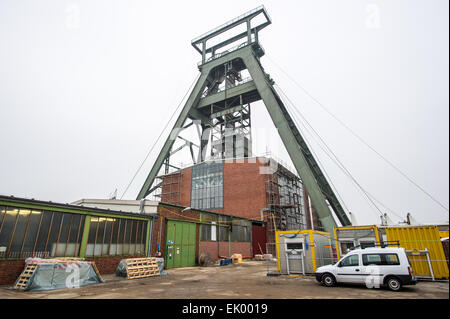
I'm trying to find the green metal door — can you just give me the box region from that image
[165,220,196,268]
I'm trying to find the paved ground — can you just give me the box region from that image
[1,261,448,299]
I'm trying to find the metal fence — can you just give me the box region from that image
[265,242,335,276]
[398,240,449,280]
[266,243,280,276]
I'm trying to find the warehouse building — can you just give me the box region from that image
[71,198,258,266]
[0,195,155,285]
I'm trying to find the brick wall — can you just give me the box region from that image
[160,169,192,206]
[213,159,268,220]
[84,256,143,275]
[0,256,147,285]
[0,260,25,285]
[161,158,270,220]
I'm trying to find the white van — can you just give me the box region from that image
[315,247,416,291]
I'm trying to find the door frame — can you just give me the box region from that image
[165,219,198,269]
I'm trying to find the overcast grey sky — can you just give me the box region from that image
[0,0,448,225]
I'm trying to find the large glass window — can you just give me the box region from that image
[86,217,147,257]
[0,207,85,258]
[0,205,149,259]
[191,162,224,210]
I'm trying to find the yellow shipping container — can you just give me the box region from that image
[385,226,449,279]
[333,225,381,259]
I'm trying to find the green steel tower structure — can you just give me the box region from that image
[136,6,351,233]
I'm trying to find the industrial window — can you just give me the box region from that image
[230,220,251,242]
[362,254,400,266]
[200,213,231,242]
[191,162,224,210]
[218,215,230,241]
[0,207,86,259]
[200,214,218,241]
[339,254,359,267]
[200,214,250,242]
[85,217,147,257]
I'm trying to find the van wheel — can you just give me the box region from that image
[386,277,402,291]
[322,273,336,287]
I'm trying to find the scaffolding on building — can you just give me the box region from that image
[155,171,181,205]
[264,161,306,249]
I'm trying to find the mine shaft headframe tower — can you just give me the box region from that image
[136,6,351,233]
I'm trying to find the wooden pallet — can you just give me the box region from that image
[14,263,39,290]
[91,262,104,282]
[124,258,160,280]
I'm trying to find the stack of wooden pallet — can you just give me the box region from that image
[124,257,160,280]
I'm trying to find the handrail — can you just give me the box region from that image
[197,40,251,66]
[191,5,268,44]
[201,76,253,98]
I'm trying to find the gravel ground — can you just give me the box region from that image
[0,261,448,299]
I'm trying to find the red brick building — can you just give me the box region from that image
[152,203,254,265]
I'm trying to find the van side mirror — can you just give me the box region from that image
[337,262,342,267]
